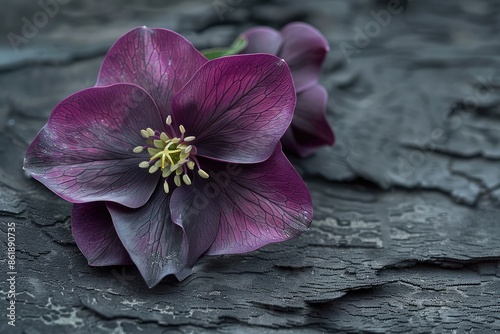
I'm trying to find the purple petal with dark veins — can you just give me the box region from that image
[242,27,282,55]
[170,176,221,267]
[279,22,329,93]
[24,84,161,208]
[107,183,189,288]
[282,84,335,157]
[97,26,208,119]
[171,54,296,164]
[189,145,313,255]
[72,202,133,266]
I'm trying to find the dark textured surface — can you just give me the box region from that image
[1,0,500,333]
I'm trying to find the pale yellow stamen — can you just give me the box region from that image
[198,169,209,179]
[162,168,172,178]
[182,174,192,185]
[160,132,169,141]
[153,140,164,149]
[135,122,209,194]
[149,165,158,174]
[174,175,181,187]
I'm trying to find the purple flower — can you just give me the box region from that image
[242,22,335,157]
[23,27,313,287]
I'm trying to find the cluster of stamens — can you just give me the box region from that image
[134,116,209,193]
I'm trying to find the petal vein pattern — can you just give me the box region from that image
[108,185,188,288]
[172,54,296,163]
[72,202,132,266]
[23,84,161,208]
[97,27,208,119]
[203,146,313,255]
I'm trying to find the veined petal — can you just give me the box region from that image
[24,84,161,208]
[283,84,335,157]
[107,184,189,288]
[97,26,208,119]
[171,54,296,164]
[242,27,282,55]
[294,85,334,141]
[279,22,329,93]
[193,145,313,255]
[169,177,221,267]
[72,202,132,266]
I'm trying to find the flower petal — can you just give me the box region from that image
[72,202,133,266]
[282,84,335,157]
[280,128,305,158]
[107,184,188,288]
[242,27,282,55]
[97,27,208,119]
[279,22,329,93]
[169,177,221,266]
[24,84,161,208]
[194,145,313,255]
[171,54,296,164]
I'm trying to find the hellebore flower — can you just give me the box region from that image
[23,27,313,288]
[242,22,335,157]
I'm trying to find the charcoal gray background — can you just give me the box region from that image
[1,0,499,333]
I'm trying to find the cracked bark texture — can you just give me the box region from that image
[1,0,500,333]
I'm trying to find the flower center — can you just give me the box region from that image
[134,116,209,193]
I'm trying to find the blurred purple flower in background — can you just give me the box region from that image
[242,22,335,157]
[23,27,314,287]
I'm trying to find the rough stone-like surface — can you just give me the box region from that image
[1,0,500,333]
